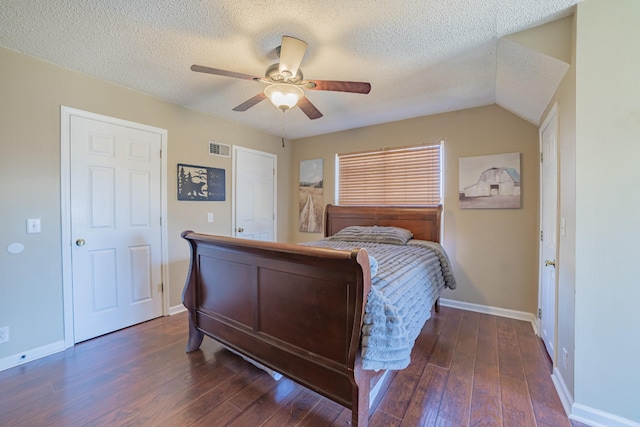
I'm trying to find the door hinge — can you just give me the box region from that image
[160,149,162,158]
[540,152,543,162]
[538,308,542,319]
[540,230,543,241]
[161,282,164,292]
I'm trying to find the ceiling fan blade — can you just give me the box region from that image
[279,36,308,78]
[305,80,371,94]
[232,93,267,111]
[298,96,323,120]
[191,64,258,81]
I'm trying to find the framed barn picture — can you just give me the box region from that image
[459,152,521,209]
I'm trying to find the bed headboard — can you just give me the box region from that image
[324,205,442,243]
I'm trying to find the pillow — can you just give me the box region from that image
[328,225,413,245]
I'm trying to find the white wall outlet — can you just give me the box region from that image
[207,213,214,223]
[562,347,569,369]
[0,326,9,344]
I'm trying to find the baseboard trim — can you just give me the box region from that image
[440,298,537,330]
[0,340,65,372]
[552,367,573,416]
[169,304,187,315]
[571,403,640,427]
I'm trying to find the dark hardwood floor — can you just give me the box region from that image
[0,306,587,426]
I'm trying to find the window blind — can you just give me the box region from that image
[337,144,441,206]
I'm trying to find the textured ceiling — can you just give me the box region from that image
[0,0,577,139]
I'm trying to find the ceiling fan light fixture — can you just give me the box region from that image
[264,84,304,111]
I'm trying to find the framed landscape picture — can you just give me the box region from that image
[298,159,323,232]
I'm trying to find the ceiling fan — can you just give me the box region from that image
[191,36,371,120]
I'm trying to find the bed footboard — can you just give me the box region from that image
[181,231,374,426]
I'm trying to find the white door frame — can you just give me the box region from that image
[232,145,277,239]
[60,106,169,348]
[538,102,559,359]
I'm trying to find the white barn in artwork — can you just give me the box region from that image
[463,167,521,197]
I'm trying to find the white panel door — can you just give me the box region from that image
[70,115,163,342]
[234,147,276,241]
[539,106,558,360]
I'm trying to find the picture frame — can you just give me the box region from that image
[177,163,225,201]
[298,159,324,232]
[459,152,521,209]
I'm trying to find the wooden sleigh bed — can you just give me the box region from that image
[181,204,444,426]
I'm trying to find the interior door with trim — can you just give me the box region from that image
[539,106,559,360]
[233,146,276,241]
[70,115,163,342]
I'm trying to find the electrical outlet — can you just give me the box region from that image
[207,212,214,223]
[562,347,569,369]
[0,326,9,344]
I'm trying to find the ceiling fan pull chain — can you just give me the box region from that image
[281,110,286,148]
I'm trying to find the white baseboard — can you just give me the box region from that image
[440,298,538,331]
[571,403,640,427]
[553,368,640,427]
[0,340,65,372]
[552,367,573,416]
[169,304,187,315]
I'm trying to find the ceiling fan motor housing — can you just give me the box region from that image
[265,63,304,84]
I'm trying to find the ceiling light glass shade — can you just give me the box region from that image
[264,84,304,110]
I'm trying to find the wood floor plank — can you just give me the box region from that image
[437,311,478,425]
[188,400,242,426]
[429,308,463,369]
[470,360,502,427]
[400,364,449,426]
[496,317,525,379]
[378,310,443,418]
[261,387,322,426]
[298,401,342,426]
[475,314,498,366]
[435,415,467,426]
[499,373,537,427]
[515,320,572,427]
[162,365,265,426]
[369,409,403,426]
[226,378,301,427]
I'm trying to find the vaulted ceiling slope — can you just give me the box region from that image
[0,0,577,139]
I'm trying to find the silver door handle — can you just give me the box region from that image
[545,259,556,267]
[237,227,244,233]
[76,238,86,247]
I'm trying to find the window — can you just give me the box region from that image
[337,143,442,206]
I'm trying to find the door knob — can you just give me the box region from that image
[237,227,244,233]
[76,238,86,247]
[544,259,556,267]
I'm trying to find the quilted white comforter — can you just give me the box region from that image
[304,238,456,370]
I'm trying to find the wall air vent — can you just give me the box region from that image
[209,141,231,158]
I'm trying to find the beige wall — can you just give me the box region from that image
[0,46,291,360]
[291,105,540,314]
[574,0,640,422]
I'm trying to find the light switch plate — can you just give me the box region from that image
[27,218,41,234]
